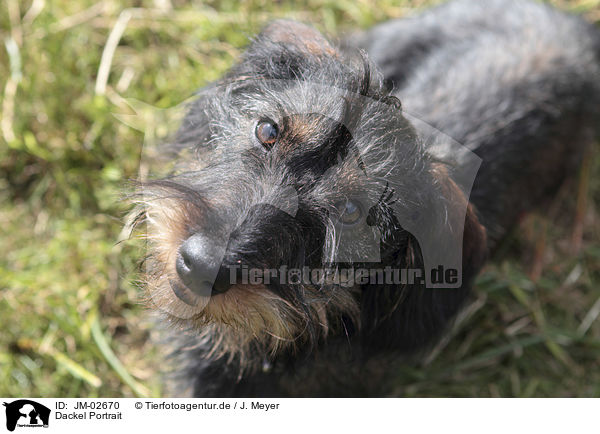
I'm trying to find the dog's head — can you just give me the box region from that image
[131,20,487,365]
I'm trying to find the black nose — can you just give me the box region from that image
[176,234,233,295]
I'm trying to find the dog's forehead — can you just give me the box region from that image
[273,80,349,119]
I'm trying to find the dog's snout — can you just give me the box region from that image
[176,234,232,295]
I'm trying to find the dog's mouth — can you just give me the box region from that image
[167,276,267,307]
[168,278,205,306]
[149,275,277,328]
[161,278,298,333]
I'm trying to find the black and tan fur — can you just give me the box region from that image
[129,0,600,396]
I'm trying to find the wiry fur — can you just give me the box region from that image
[129,0,600,396]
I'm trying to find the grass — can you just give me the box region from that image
[1,0,599,397]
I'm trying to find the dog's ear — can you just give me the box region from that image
[430,163,488,276]
[259,20,338,58]
[360,163,487,352]
[228,20,340,80]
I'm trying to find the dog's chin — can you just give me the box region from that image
[162,281,315,361]
[205,285,310,342]
[148,271,360,363]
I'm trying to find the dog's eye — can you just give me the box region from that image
[255,120,279,149]
[335,200,363,226]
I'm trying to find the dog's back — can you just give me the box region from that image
[356,0,600,240]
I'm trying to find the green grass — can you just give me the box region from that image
[1,0,599,397]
